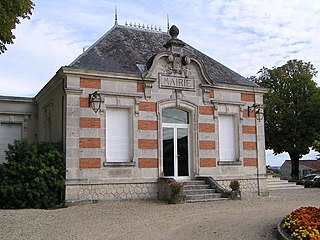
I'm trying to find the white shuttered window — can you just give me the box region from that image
[218,115,238,161]
[106,108,131,162]
[0,123,22,164]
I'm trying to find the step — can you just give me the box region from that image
[267,181,301,186]
[185,193,222,200]
[268,185,304,190]
[182,180,206,185]
[267,178,290,183]
[183,184,212,190]
[268,184,304,190]
[267,181,297,185]
[267,177,304,190]
[180,180,230,202]
[186,197,230,203]
[183,189,217,195]
[185,193,222,201]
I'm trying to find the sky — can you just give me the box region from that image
[0,0,319,165]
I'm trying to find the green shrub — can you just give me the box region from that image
[230,180,240,191]
[272,169,281,175]
[0,140,65,209]
[167,179,183,194]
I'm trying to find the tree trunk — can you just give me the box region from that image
[288,152,300,181]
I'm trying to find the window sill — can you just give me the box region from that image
[218,161,242,166]
[103,162,136,167]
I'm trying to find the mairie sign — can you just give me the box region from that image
[159,74,195,90]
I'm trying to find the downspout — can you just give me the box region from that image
[255,122,260,196]
[62,75,66,203]
[62,76,66,153]
[253,87,260,196]
[156,102,162,178]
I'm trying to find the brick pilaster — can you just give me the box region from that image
[200,158,216,167]
[199,123,215,132]
[241,93,255,102]
[243,141,257,150]
[79,158,101,168]
[79,138,101,148]
[139,101,157,112]
[138,158,158,168]
[199,140,216,150]
[79,117,101,128]
[80,77,101,89]
[138,139,158,149]
[199,106,214,115]
[242,125,256,134]
[243,158,257,166]
[138,120,158,130]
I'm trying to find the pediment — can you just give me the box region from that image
[142,51,213,89]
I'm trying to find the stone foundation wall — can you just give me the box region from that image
[66,178,268,203]
[218,179,258,192]
[66,183,158,203]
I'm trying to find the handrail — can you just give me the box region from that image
[196,176,232,198]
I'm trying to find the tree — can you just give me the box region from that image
[0,0,35,54]
[255,60,320,180]
[313,139,320,159]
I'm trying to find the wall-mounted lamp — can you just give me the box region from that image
[248,104,264,122]
[89,91,101,113]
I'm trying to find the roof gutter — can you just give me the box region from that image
[62,66,143,81]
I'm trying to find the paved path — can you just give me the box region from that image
[0,188,319,240]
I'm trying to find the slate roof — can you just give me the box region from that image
[281,160,320,170]
[70,24,257,87]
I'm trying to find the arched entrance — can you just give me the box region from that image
[162,108,190,178]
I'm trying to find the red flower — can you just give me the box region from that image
[281,207,320,239]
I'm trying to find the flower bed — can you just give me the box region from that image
[281,206,320,239]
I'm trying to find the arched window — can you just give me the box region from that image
[162,108,189,124]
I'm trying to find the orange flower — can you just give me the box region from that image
[281,207,320,239]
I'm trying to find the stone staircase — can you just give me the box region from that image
[267,176,304,190]
[182,180,230,203]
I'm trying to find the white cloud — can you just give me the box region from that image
[0,0,319,97]
[0,14,88,96]
[201,0,320,82]
[266,149,319,166]
[0,0,319,165]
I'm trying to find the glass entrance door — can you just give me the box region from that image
[163,127,174,176]
[177,128,189,176]
[162,108,190,178]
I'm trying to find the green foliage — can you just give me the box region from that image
[167,179,183,194]
[0,0,35,53]
[0,139,65,209]
[271,169,281,175]
[255,60,320,180]
[313,139,320,157]
[229,180,240,191]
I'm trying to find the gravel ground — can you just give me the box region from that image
[0,188,319,240]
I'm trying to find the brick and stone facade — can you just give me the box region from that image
[0,23,269,202]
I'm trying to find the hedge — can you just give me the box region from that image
[0,140,65,209]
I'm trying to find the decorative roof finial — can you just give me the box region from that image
[167,14,170,32]
[169,25,179,39]
[114,5,118,25]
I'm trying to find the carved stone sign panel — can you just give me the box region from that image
[159,74,195,91]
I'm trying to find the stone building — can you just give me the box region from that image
[0,22,268,202]
[281,160,320,180]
